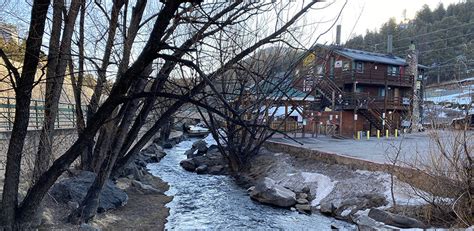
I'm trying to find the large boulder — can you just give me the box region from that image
[195,165,208,174]
[180,159,196,172]
[368,208,427,229]
[50,171,128,213]
[352,213,388,231]
[131,180,162,194]
[192,140,208,154]
[162,142,173,149]
[320,193,387,220]
[295,204,311,214]
[207,165,226,175]
[139,144,166,163]
[184,148,197,159]
[249,177,296,207]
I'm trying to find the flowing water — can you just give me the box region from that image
[148,139,354,230]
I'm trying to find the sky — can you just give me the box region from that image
[310,0,462,44]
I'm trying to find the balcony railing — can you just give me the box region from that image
[334,71,413,87]
[372,96,411,110]
[335,92,370,110]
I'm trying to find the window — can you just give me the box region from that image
[356,62,364,73]
[387,65,400,76]
[342,61,350,71]
[316,65,324,75]
[303,77,314,92]
[378,88,385,97]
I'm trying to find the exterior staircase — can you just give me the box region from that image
[311,75,394,131]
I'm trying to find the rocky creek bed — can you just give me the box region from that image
[33,133,441,230]
[149,139,353,230]
[179,136,440,230]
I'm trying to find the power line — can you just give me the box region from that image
[424,60,474,69]
[367,21,474,47]
[419,43,468,54]
[392,31,474,53]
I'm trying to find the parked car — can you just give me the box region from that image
[186,122,210,137]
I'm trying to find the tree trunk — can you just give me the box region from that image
[159,118,173,143]
[115,1,242,159]
[70,66,150,221]
[34,0,82,182]
[79,0,125,171]
[15,1,183,224]
[0,0,51,228]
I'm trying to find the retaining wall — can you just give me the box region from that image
[0,129,78,183]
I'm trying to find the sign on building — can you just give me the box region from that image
[416,81,421,89]
[334,60,342,68]
[303,53,316,67]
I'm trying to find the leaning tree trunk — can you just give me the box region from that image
[112,2,243,171]
[34,0,82,182]
[0,0,51,228]
[69,64,150,222]
[80,0,125,171]
[69,0,88,170]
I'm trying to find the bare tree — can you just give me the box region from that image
[34,0,83,182]
[0,0,51,228]
[0,0,327,228]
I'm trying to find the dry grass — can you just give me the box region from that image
[387,128,473,227]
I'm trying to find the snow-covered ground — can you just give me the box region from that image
[253,149,440,213]
[425,84,474,105]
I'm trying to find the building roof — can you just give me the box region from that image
[315,45,429,69]
[334,47,407,66]
[246,72,315,101]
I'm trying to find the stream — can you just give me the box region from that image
[147,139,354,230]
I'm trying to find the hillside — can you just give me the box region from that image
[344,1,474,86]
[0,58,95,105]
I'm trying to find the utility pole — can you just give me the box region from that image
[407,41,422,132]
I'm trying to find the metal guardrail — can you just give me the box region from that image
[0,97,83,131]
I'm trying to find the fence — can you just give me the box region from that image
[270,119,339,138]
[0,97,81,131]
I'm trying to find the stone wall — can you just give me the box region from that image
[0,129,78,185]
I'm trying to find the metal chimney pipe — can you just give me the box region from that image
[336,25,341,45]
[387,34,393,54]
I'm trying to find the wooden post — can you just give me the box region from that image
[331,91,335,110]
[284,102,288,132]
[317,122,321,137]
[367,130,370,140]
[7,97,12,130]
[377,130,380,139]
[56,105,60,129]
[71,104,75,128]
[35,100,39,129]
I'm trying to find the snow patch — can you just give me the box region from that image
[300,172,336,206]
[340,208,352,217]
[356,169,451,207]
[204,133,217,146]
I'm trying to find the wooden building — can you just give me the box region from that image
[294,45,427,137]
